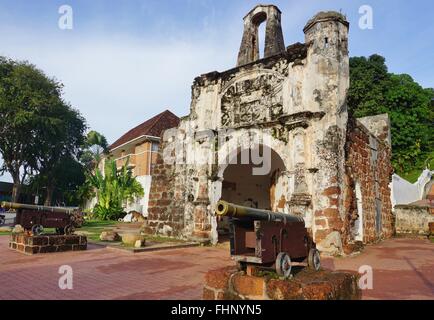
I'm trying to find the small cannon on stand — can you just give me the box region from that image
[215,200,320,278]
[1,202,80,235]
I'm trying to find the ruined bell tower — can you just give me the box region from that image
[237,4,286,66]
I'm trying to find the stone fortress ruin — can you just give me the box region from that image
[144,5,394,255]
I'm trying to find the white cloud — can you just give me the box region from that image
[0,31,239,144]
[0,24,243,182]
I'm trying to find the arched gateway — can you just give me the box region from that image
[144,6,394,255]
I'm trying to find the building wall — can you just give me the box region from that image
[111,140,158,177]
[114,140,159,215]
[84,140,159,215]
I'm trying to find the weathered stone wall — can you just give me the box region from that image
[203,266,361,300]
[394,205,434,235]
[357,114,391,145]
[146,10,349,245]
[144,140,189,238]
[343,118,393,248]
[145,8,393,254]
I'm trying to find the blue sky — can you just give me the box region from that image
[0,0,433,182]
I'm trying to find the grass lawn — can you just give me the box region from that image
[78,220,185,243]
[0,220,117,240]
[78,219,118,242]
[0,219,185,244]
[401,169,425,183]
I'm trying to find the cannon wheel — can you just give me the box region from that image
[64,225,74,235]
[31,224,44,235]
[275,252,292,278]
[308,248,321,271]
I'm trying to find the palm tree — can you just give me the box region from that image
[80,131,109,172]
[86,158,144,220]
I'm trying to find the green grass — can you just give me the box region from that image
[0,227,56,236]
[400,169,425,183]
[79,220,185,244]
[145,235,185,243]
[0,220,185,244]
[81,220,118,228]
[78,220,118,242]
[0,220,117,239]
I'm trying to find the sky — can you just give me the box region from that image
[0,0,433,182]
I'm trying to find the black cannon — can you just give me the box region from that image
[1,202,80,235]
[215,200,320,278]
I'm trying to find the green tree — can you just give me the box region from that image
[36,103,86,205]
[86,159,144,220]
[28,155,86,206]
[0,56,86,204]
[348,54,434,176]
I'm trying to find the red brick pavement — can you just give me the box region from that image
[0,237,232,300]
[323,238,434,300]
[0,236,432,300]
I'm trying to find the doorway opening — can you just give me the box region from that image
[216,145,286,239]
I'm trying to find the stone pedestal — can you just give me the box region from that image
[203,266,361,300]
[9,233,87,255]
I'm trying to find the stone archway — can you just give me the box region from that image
[214,144,288,240]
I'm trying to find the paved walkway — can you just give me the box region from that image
[0,236,432,300]
[0,238,232,300]
[324,238,434,300]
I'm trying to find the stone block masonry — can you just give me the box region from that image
[203,266,361,300]
[9,233,87,255]
[144,6,394,255]
[341,117,393,249]
[394,205,434,236]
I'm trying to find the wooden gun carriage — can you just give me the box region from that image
[1,201,79,235]
[215,200,321,278]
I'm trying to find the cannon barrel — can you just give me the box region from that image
[215,200,304,223]
[1,202,78,214]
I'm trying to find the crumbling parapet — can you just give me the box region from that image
[357,113,392,145]
[237,5,285,66]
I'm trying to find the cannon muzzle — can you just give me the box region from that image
[1,202,78,214]
[215,200,304,223]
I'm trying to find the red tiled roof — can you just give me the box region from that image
[109,110,180,150]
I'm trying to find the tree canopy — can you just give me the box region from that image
[80,130,109,172]
[0,56,86,203]
[348,54,434,178]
